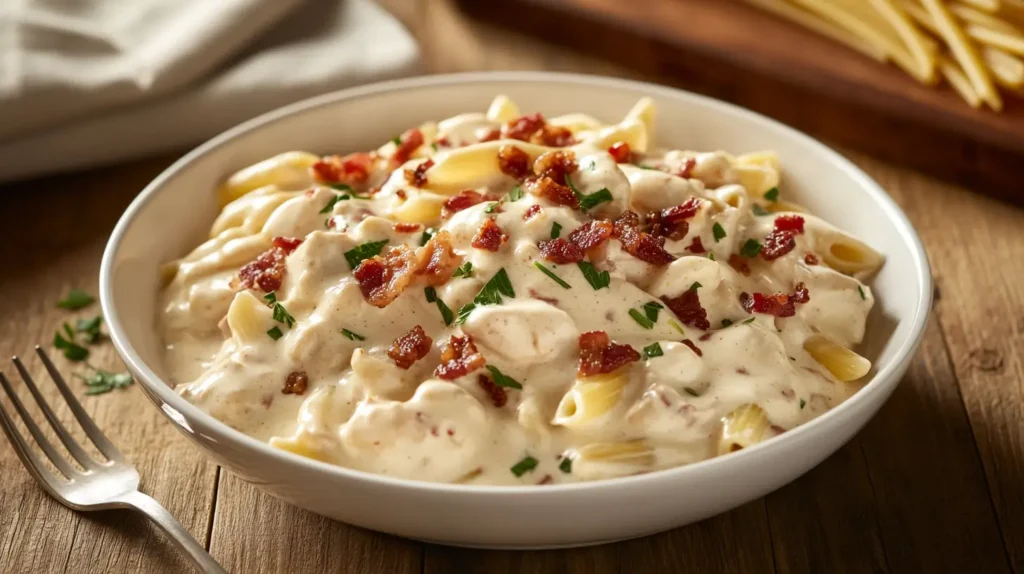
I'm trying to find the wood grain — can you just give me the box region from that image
[0,0,1023,572]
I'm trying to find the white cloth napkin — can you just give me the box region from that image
[0,0,421,182]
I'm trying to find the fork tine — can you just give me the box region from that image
[13,355,100,469]
[35,347,124,463]
[0,372,79,479]
[0,386,66,499]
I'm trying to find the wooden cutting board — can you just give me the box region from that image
[455,0,1024,200]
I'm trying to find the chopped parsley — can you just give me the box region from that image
[391,135,401,146]
[53,324,89,362]
[550,222,562,239]
[507,185,524,202]
[452,262,474,278]
[564,175,613,211]
[75,316,102,344]
[721,319,734,328]
[341,328,366,341]
[265,292,295,328]
[577,261,610,290]
[643,301,663,322]
[800,398,807,409]
[740,239,763,258]
[344,239,389,270]
[764,187,780,202]
[743,317,756,324]
[643,342,664,358]
[858,286,866,300]
[707,252,716,261]
[267,326,284,340]
[455,268,515,324]
[712,223,727,242]
[57,289,94,310]
[330,183,353,192]
[77,370,133,396]
[319,192,350,214]
[668,319,685,335]
[689,281,702,291]
[559,456,572,474]
[683,387,700,397]
[424,286,455,325]
[431,142,439,152]
[752,204,770,216]
[511,455,539,477]
[419,228,435,246]
[628,308,655,329]
[533,262,571,289]
[486,365,522,389]
[484,202,500,214]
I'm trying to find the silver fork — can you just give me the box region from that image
[0,347,227,574]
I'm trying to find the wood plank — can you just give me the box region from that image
[0,157,220,573]
[207,472,422,574]
[424,500,775,574]
[453,0,1024,201]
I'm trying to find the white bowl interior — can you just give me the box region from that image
[101,73,930,547]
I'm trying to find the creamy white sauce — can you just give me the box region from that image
[160,100,880,486]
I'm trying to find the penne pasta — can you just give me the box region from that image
[818,234,885,275]
[553,371,630,428]
[486,95,521,123]
[226,290,274,345]
[718,404,770,455]
[804,335,873,381]
[216,151,318,208]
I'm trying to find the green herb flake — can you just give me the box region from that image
[484,202,500,214]
[263,292,277,305]
[764,187,780,202]
[424,286,438,303]
[800,398,807,409]
[559,457,572,474]
[319,193,350,214]
[533,262,571,289]
[683,387,700,397]
[330,183,353,192]
[452,262,474,279]
[486,365,523,390]
[507,185,524,202]
[454,269,515,324]
[689,281,702,291]
[78,370,134,396]
[344,239,389,270]
[643,342,664,358]
[550,222,563,239]
[431,142,439,152]
[511,455,539,477]
[740,239,763,258]
[75,316,103,344]
[707,252,716,261]
[341,328,366,341]
[455,302,476,325]
[629,308,655,330]
[53,329,89,362]
[752,204,770,216]
[712,223,727,242]
[272,303,296,328]
[57,289,94,310]
[435,297,455,326]
[564,175,613,211]
[267,326,284,340]
[577,261,610,290]
[668,319,685,335]
[420,228,435,246]
[743,317,756,324]
[721,319,734,328]
[642,301,663,322]
[858,286,866,300]
[391,135,402,146]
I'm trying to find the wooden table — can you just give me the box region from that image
[1,1,1022,572]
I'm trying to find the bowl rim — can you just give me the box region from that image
[100,71,932,494]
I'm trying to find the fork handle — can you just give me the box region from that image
[120,490,228,574]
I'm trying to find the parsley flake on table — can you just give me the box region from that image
[712,223,727,242]
[533,262,571,289]
[577,261,610,290]
[344,239,389,270]
[75,316,103,344]
[57,289,94,310]
[511,455,539,477]
[485,365,522,390]
[53,325,89,362]
[78,370,134,396]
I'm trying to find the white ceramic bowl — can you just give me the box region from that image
[100,72,931,549]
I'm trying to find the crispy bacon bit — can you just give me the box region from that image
[740,283,810,318]
[687,236,706,254]
[404,158,434,187]
[528,288,560,306]
[680,339,703,357]
[415,230,460,285]
[648,197,702,241]
[312,152,373,186]
[503,113,547,141]
[537,474,554,485]
[774,215,806,234]
[477,374,508,407]
[442,189,486,218]
[435,335,486,380]
[472,218,509,252]
[526,176,579,209]
[533,150,577,182]
[538,238,584,264]
[282,371,308,395]
[479,128,500,143]
[608,141,632,163]
[531,125,575,147]
[728,254,751,276]
[577,331,641,377]
[612,211,676,266]
[804,253,819,265]
[761,215,806,261]
[392,129,424,165]
[394,222,422,233]
[698,333,713,342]
[388,325,433,369]
[523,204,542,220]
[675,157,697,179]
[239,246,287,292]
[435,136,452,148]
[272,236,303,254]
[497,145,531,179]
[353,245,416,308]
[567,220,613,252]
[662,289,711,331]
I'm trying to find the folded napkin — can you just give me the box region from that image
[0,0,421,182]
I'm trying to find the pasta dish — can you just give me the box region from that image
[159,96,884,485]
